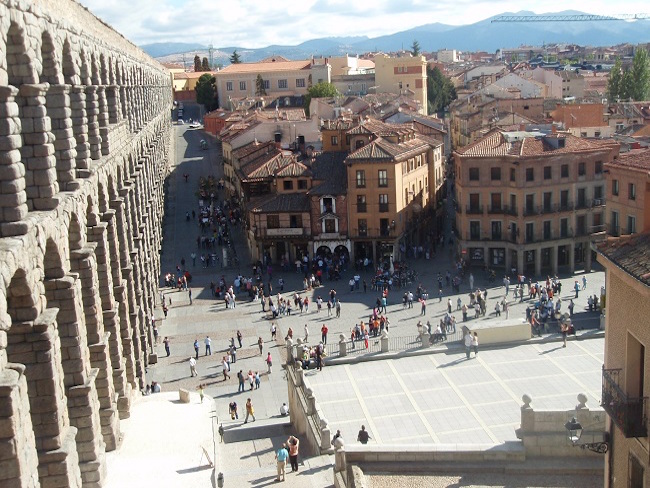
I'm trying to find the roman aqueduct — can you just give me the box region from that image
[0,1,173,486]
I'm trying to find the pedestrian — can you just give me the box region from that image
[357,425,370,444]
[469,273,474,291]
[218,423,224,443]
[321,324,328,345]
[270,322,277,340]
[303,323,309,342]
[363,279,367,293]
[194,339,199,359]
[248,370,254,390]
[420,298,427,316]
[163,336,170,357]
[197,384,205,403]
[204,336,212,356]
[258,337,264,355]
[162,303,168,318]
[237,370,245,392]
[275,443,289,482]
[582,276,587,290]
[189,357,197,377]
[188,288,192,305]
[472,332,479,356]
[222,358,231,381]
[316,342,324,371]
[255,371,261,389]
[568,299,575,317]
[336,300,341,318]
[237,330,243,348]
[266,352,273,373]
[447,298,452,314]
[230,344,237,363]
[494,301,501,316]
[287,435,300,472]
[229,401,238,420]
[244,398,256,423]
[191,252,196,267]
[464,331,472,359]
[574,280,580,298]
[152,323,159,344]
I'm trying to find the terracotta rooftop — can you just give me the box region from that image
[217,60,311,74]
[346,118,413,138]
[308,152,348,195]
[346,135,436,163]
[231,140,277,161]
[274,160,312,178]
[597,233,650,287]
[248,192,310,213]
[457,129,619,158]
[606,149,650,172]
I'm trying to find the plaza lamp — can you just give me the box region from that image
[564,417,609,453]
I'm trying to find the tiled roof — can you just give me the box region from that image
[217,60,311,74]
[239,153,285,181]
[346,136,434,163]
[597,233,650,287]
[457,130,618,158]
[606,149,650,171]
[275,160,312,178]
[232,140,276,160]
[308,152,348,195]
[346,118,413,138]
[248,193,310,213]
[322,118,359,130]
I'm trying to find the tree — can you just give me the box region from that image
[607,49,650,101]
[411,40,421,57]
[426,66,457,115]
[304,82,339,117]
[230,50,242,64]
[193,55,201,72]
[255,74,267,96]
[201,57,210,71]
[195,73,219,111]
[607,59,623,101]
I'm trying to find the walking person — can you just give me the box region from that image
[464,331,472,360]
[222,358,231,381]
[197,384,205,403]
[568,299,575,317]
[321,324,328,345]
[237,330,243,348]
[275,443,289,482]
[287,435,300,472]
[229,401,238,420]
[257,337,264,355]
[204,336,212,356]
[189,357,197,377]
[163,336,170,357]
[188,288,192,305]
[237,370,245,392]
[472,332,479,357]
[193,339,199,359]
[244,398,256,423]
[336,300,341,318]
[303,323,309,343]
[266,352,273,373]
[357,425,371,444]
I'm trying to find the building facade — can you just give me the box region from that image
[596,233,650,488]
[604,149,650,236]
[0,0,173,486]
[454,130,619,275]
[373,54,428,115]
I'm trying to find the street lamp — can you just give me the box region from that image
[564,417,609,453]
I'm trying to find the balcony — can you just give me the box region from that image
[523,206,538,217]
[591,198,606,208]
[356,203,367,213]
[321,205,334,214]
[465,205,484,215]
[558,202,574,212]
[602,368,648,438]
[263,227,305,237]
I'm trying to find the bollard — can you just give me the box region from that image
[380,330,389,352]
[217,472,224,487]
[339,334,348,357]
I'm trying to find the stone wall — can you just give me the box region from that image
[0,0,173,486]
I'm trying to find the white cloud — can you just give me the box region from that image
[79,0,650,47]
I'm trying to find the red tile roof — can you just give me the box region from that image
[606,149,650,171]
[218,60,311,74]
[596,232,650,287]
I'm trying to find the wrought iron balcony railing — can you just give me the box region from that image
[602,367,648,438]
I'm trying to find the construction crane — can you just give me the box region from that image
[492,13,650,23]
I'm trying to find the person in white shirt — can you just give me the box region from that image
[205,336,212,355]
[280,403,289,416]
[464,332,473,360]
[189,357,197,377]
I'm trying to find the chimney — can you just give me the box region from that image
[519,123,526,131]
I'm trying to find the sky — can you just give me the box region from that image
[79,0,649,48]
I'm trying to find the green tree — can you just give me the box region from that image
[629,48,650,101]
[255,74,267,96]
[230,50,242,64]
[607,59,623,101]
[201,57,210,71]
[193,55,201,72]
[195,73,219,111]
[426,66,457,115]
[304,81,339,117]
[411,40,421,57]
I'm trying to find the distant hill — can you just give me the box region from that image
[147,10,650,63]
[141,42,207,58]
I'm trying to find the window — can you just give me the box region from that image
[322,197,333,213]
[263,80,270,90]
[577,188,586,208]
[239,81,246,91]
[358,219,368,236]
[356,170,366,188]
[510,168,516,182]
[560,190,569,209]
[324,219,336,233]
[469,193,480,212]
[296,78,305,88]
[560,218,568,238]
[628,215,637,234]
[543,221,551,240]
[594,185,603,199]
[267,215,279,228]
[226,81,233,91]
[525,222,534,243]
[543,192,552,212]
[611,210,619,235]
[526,168,534,181]
[629,183,636,200]
[612,179,619,196]
[283,180,293,190]
[356,195,367,213]
[470,221,481,240]
[380,218,390,236]
[469,167,479,181]
[576,215,586,236]
[278,79,288,89]
[289,215,302,228]
[491,221,502,240]
[561,164,569,178]
[525,194,535,214]
[630,454,645,488]
[490,167,501,181]
[578,162,586,176]
[331,135,338,145]
[595,161,603,174]
[490,193,501,211]
[379,194,389,212]
[355,140,365,149]
[544,166,552,180]
[298,180,308,190]
[378,170,388,187]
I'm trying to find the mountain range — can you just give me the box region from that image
[144,10,650,64]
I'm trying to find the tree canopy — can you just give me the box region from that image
[411,40,421,57]
[230,50,242,64]
[255,74,267,96]
[303,82,339,117]
[193,55,201,72]
[607,49,650,101]
[201,57,210,71]
[426,66,457,115]
[195,73,218,111]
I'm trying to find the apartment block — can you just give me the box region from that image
[373,53,428,114]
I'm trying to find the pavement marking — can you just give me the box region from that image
[427,355,500,443]
[473,354,527,404]
[344,364,383,443]
[571,340,606,364]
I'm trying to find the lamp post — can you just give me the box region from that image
[564,417,609,453]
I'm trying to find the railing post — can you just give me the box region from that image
[421,332,430,348]
[320,418,331,451]
[381,330,389,352]
[338,334,347,357]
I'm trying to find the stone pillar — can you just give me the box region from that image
[69,85,91,176]
[534,248,542,277]
[0,364,40,488]
[421,332,430,348]
[118,85,128,127]
[338,334,347,357]
[18,83,60,211]
[0,85,29,238]
[585,245,592,272]
[569,243,575,273]
[46,84,78,191]
[6,308,83,488]
[381,330,389,352]
[84,85,102,160]
[96,86,110,156]
[106,85,121,124]
[552,246,559,276]
[517,249,525,276]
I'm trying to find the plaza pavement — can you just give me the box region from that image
[106,124,609,487]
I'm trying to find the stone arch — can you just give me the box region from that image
[44,237,66,280]
[86,194,98,227]
[79,48,91,85]
[100,53,108,85]
[62,37,78,85]
[39,30,61,85]
[6,21,37,85]
[90,52,100,85]
[68,212,84,251]
[6,268,40,322]
[97,180,109,213]
[107,56,115,85]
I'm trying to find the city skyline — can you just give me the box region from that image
[80,0,650,49]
